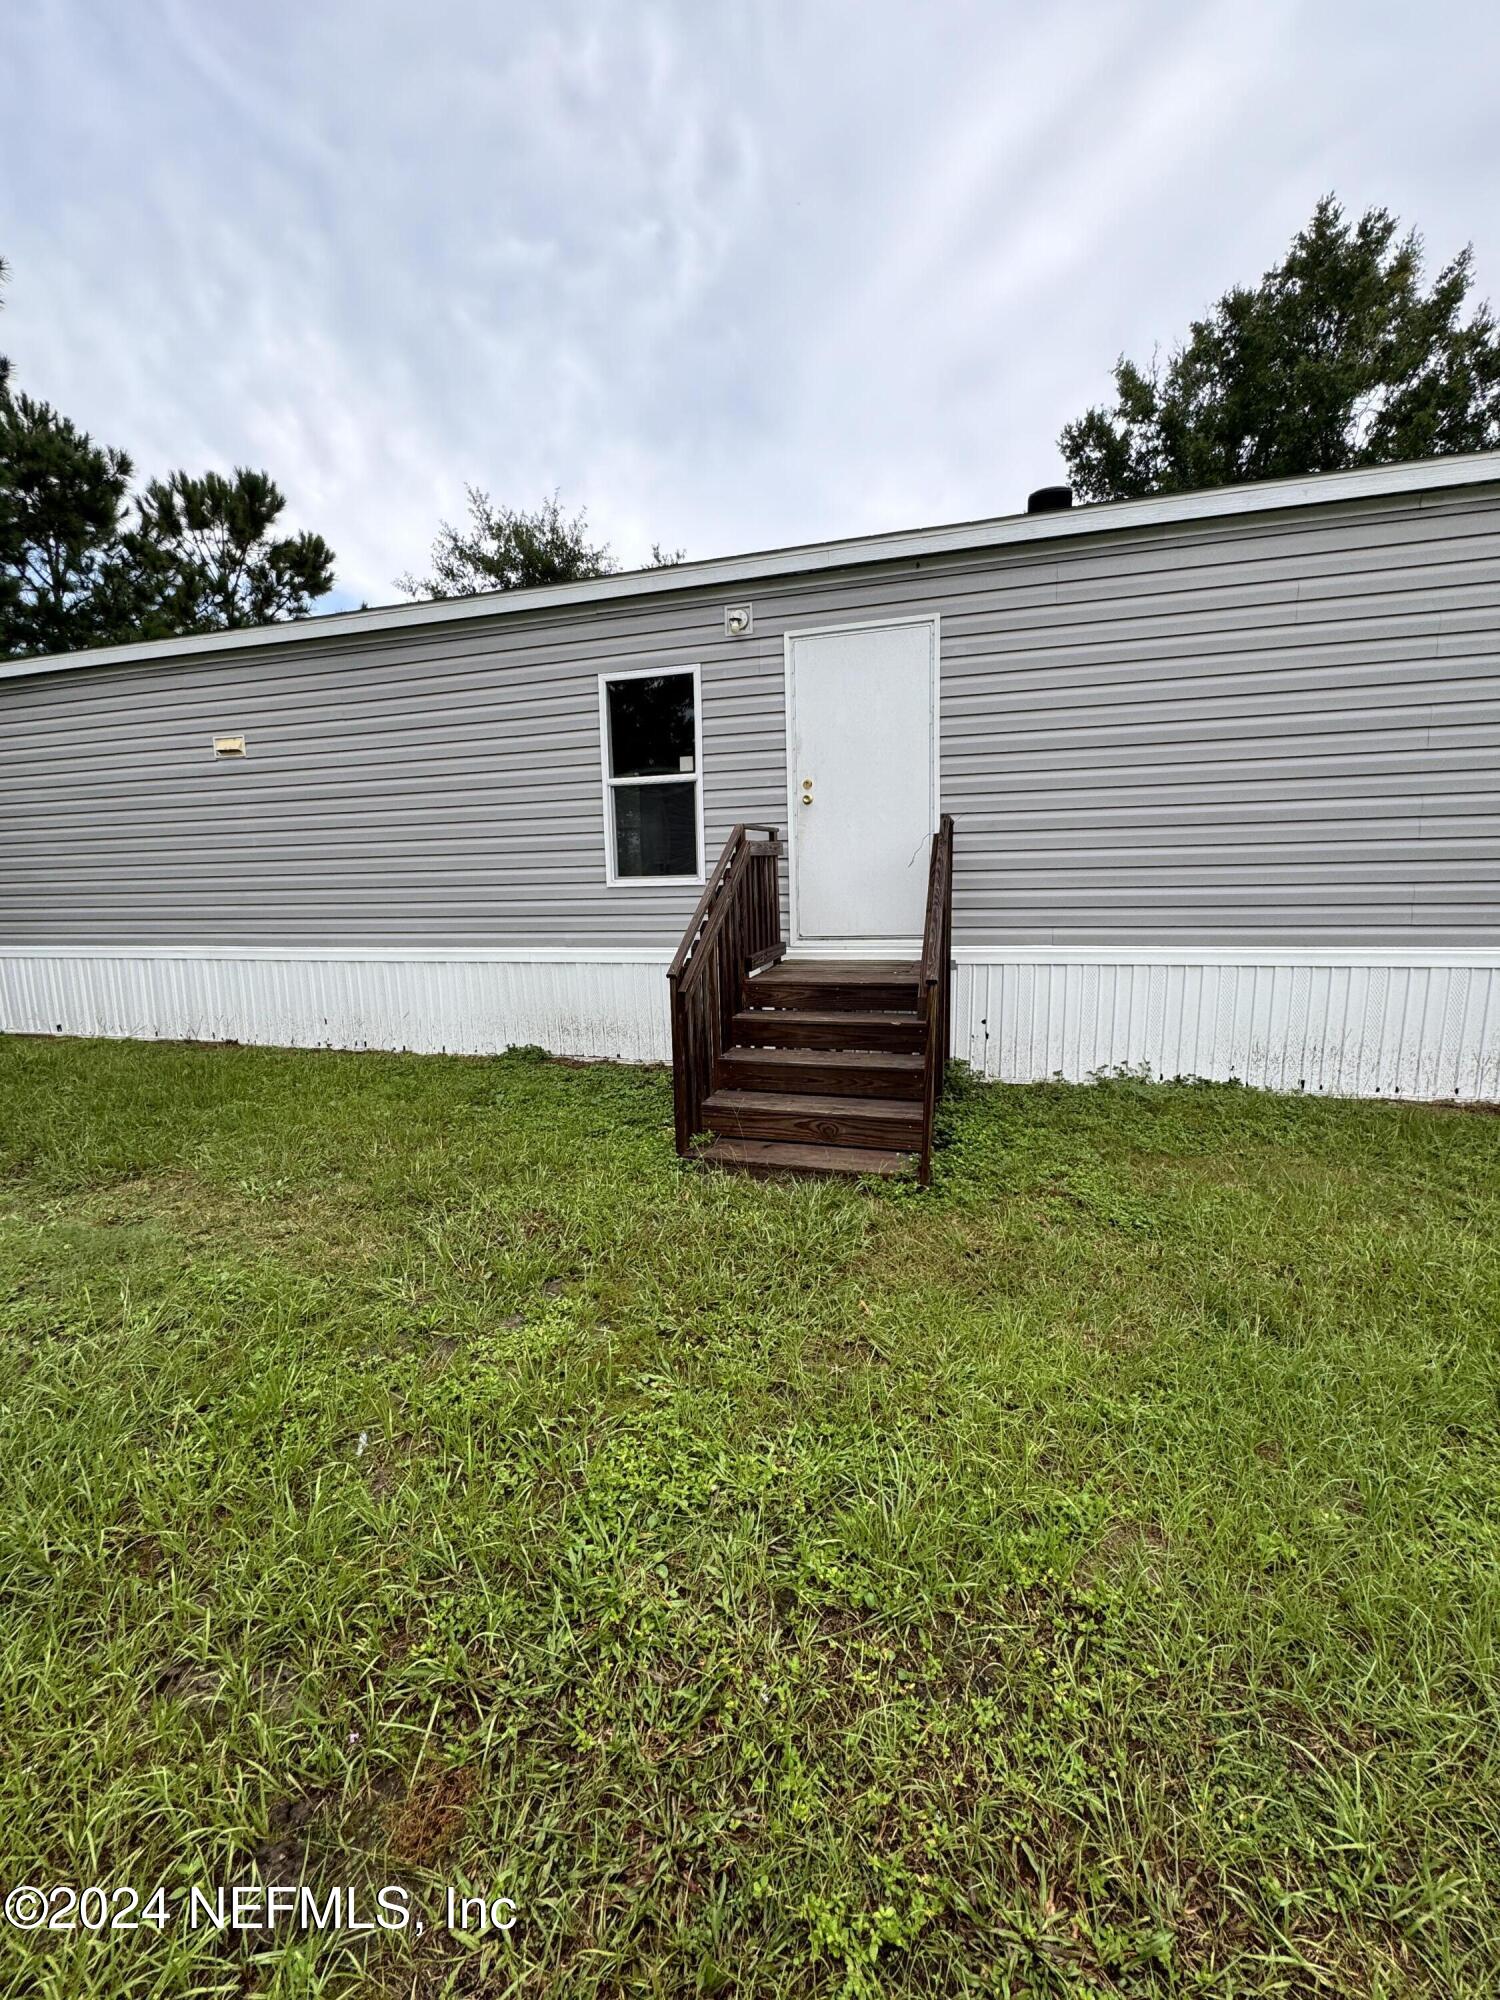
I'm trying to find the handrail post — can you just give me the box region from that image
[666,967,688,1154]
[917,815,954,1188]
[919,974,937,1186]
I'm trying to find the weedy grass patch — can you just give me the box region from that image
[1,1037,1498,1997]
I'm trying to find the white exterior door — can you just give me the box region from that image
[785,616,938,948]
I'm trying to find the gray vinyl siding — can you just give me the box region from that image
[2,482,1498,949]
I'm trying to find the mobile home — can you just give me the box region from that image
[3,452,1498,1173]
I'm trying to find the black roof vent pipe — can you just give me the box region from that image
[1027,484,1073,514]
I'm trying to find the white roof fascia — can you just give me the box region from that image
[4,447,1499,682]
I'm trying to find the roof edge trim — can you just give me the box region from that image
[4,449,1499,681]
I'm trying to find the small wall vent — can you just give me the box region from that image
[212,735,247,757]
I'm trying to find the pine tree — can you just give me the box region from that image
[121,468,335,637]
[0,391,133,656]
[0,256,337,657]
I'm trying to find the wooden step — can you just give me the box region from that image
[702,1089,923,1151]
[729,1008,926,1053]
[746,959,920,1012]
[697,1137,916,1180]
[716,1044,925,1099]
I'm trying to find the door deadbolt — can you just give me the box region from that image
[800,777,813,804]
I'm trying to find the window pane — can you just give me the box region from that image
[607,673,695,777]
[613,781,698,877]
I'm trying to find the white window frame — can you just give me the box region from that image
[597,663,705,888]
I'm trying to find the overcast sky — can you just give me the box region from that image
[5,1,1498,609]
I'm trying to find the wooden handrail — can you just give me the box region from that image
[670,825,743,982]
[918,815,955,1186]
[667,824,784,1154]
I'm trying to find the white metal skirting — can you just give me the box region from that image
[3,947,1498,1101]
[952,950,1500,1100]
[0,949,674,1063]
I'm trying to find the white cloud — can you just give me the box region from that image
[3,0,1497,605]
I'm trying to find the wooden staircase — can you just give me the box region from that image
[668,820,954,1184]
[700,959,925,1178]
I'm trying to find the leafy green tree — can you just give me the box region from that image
[398,488,684,598]
[1060,197,1500,501]
[397,488,617,598]
[120,468,335,638]
[0,391,134,657]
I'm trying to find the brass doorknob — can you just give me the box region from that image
[800,777,813,804]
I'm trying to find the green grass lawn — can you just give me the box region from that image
[1,1036,1498,1999]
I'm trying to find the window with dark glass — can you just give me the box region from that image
[601,670,699,879]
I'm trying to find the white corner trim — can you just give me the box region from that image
[5,449,1498,681]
